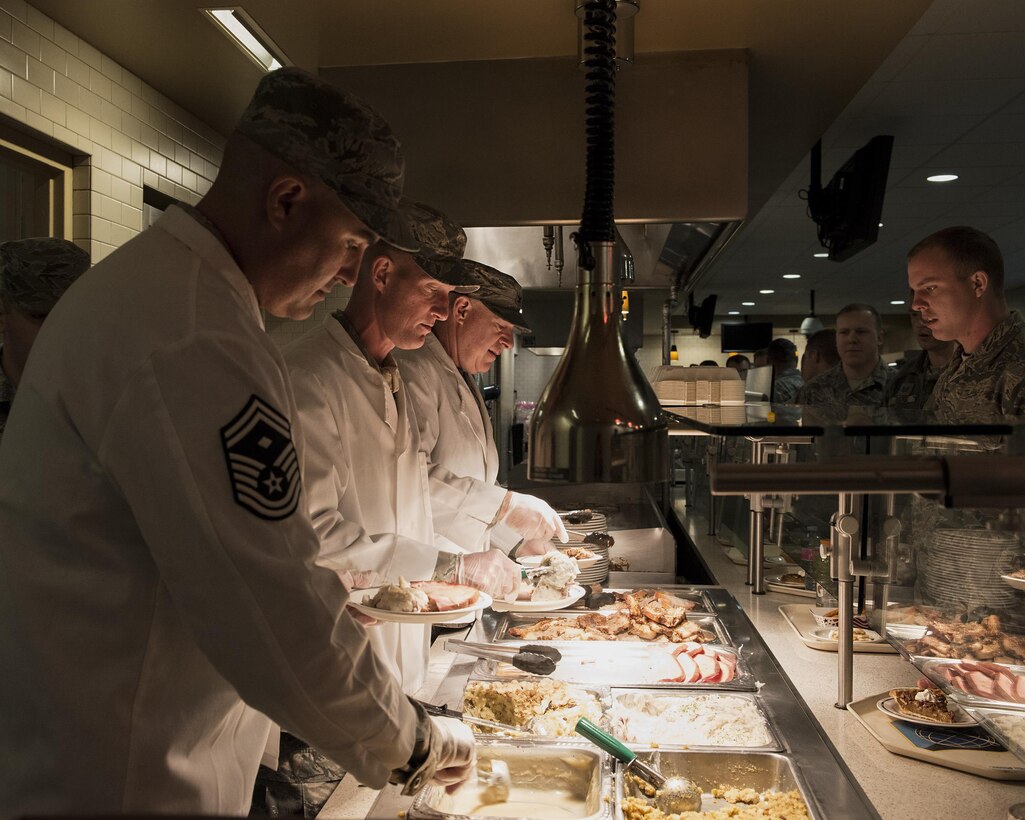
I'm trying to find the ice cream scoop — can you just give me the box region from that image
[477,760,511,805]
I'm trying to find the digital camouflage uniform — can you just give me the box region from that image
[795,360,890,421]
[773,367,804,404]
[884,350,942,411]
[925,311,1025,422]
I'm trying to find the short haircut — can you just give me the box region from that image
[805,328,840,366]
[766,337,798,368]
[907,225,1004,295]
[726,353,750,367]
[836,302,881,331]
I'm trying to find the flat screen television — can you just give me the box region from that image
[810,135,894,262]
[721,322,773,353]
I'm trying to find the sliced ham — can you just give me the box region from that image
[717,659,734,683]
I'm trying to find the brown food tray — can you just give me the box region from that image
[779,604,898,654]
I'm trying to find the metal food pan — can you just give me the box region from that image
[459,679,612,741]
[607,688,782,752]
[471,641,755,691]
[918,658,1025,712]
[493,610,732,647]
[409,738,612,820]
[615,751,818,820]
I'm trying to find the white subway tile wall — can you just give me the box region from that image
[0,0,224,262]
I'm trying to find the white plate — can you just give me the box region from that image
[766,571,809,589]
[810,627,884,643]
[876,696,975,728]
[489,584,586,613]
[349,587,491,624]
[885,623,928,641]
[517,553,599,570]
[1001,573,1025,591]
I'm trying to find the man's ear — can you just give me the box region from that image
[370,253,393,292]
[970,270,989,298]
[265,174,307,231]
[453,295,472,324]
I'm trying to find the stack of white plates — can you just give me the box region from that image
[922,528,1021,611]
[560,542,609,585]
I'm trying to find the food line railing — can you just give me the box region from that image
[711,454,1025,708]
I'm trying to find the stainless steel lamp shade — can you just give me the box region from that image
[529,241,667,482]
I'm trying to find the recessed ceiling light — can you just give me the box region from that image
[878,222,884,227]
[741,301,756,307]
[890,300,905,305]
[926,174,959,183]
[813,252,828,258]
[759,289,775,294]
[783,274,801,279]
[201,8,290,72]
[728,310,740,315]
[887,362,898,367]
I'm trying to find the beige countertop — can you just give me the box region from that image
[675,500,1025,820]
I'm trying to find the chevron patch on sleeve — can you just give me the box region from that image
[220,394,301,521]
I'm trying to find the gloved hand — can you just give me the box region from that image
[454,549,521,599]
[516,537,554,557]
[498,492,568,543]
[428,715,476,793]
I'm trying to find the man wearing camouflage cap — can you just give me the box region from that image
[0,237,90,442]
[396,262,550,554]
[0,67,472,815]
[285,208,562,686]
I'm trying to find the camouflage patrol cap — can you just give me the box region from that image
[461,260,531,333]
[0,237,90,315]
[404,200,478,294]
[236,67,418,253]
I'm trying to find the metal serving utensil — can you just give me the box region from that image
[575,718,702,814]
[443,639,561,676]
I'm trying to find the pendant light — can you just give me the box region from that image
[800,289,824,336]
[529,0,668,483]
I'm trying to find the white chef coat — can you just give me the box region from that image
[0,205,416,815]
[396,334,517,552]
[284,316,438,693]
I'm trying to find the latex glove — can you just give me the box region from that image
[455,549,521,599]
[516,537,553,557]
[498,492,568,543]
[428,715,476,793]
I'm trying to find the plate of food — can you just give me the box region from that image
[811,627,885,643]
[1001,570,1025,592]
[877,688,975,727]
[517,549,599,570]
[491,584,586,613]
[349,579,492,624]
[766,570,807,588]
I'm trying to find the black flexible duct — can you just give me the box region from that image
[574,0,617,270]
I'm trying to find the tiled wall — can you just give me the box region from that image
[0,0,224,262]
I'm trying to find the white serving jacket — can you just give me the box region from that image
[284,318,438,693]
[0,206,415,815]
[396,335,518,552]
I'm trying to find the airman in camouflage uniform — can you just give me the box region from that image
[909,226,1025,422]
[766,338,803,404]
[885,308,955,412]
[796,303,890,421]
[0,237,90,442]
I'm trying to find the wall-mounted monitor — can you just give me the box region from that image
[721,321,773,353]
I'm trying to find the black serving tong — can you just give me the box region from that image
[443,639,562,676]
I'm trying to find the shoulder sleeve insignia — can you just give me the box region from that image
[220,394,301,521]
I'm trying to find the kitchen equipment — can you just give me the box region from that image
[574,717,701,813]
[444,639,561,675]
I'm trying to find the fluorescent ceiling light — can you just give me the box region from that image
[813,252,828,258]
[890,300,905,305]
[783,274,801,279]
[741,301,756,306]
[759,289,775,294]
[927,173,959,183]
[728,310,740,315]
[201,7,289,72]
